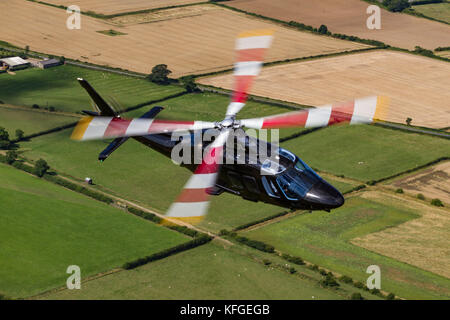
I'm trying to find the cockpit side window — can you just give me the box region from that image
[262,176,280,198]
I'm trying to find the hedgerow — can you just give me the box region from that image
[123,234,212,269]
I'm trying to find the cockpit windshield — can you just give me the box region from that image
[276,157,321,200]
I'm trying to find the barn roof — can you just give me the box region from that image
[0,56,29,66]
[39,58,60,66]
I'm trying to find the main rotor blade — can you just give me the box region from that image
[240,96,389,130]
[163,129,231,225]
[225,30,274,118]
[71,116,216,141]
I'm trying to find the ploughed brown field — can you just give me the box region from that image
[41,0,207,15]
[199,50,450,129]
[389,161,450,205]
[0,1,368,77]
[227,0,450,50]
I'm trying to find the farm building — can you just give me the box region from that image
[0,56,30,70]
[36,58,62,69]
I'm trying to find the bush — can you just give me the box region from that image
[319,269,328,276]
[234,235,275,253]
[320,274,340,287]
[339,275,353,284]
[34,159,49,177]
[5,150,17,164]
[281,253,305,265]
[0,127,10,149]
[395,188,404,194]
[354,281,364,289]
[367,180,376,186]
[350,292,364,300]
[413,46,434,57]
[386,293,396,300]
[417,193,425,200]
[289,267,297,274]
[382,0,411,12]
[32,104,40,109]
[263,259,272,266]
[181,76,198,93]
[431,198,444,207]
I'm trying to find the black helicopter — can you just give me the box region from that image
[72,31,387,223]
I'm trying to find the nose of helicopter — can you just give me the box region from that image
[304,180,344,209]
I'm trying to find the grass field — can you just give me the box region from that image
[199,50,450,129]
[227,0,450,50]
[352,191,450,279]
[413,2,450,24]
[243,194,450,299]
[281,124,450,182]
[0,164,188,298]
[2,1,368,77]
[41,242,346,300]
[0,105,78,137]
[0,65,184,113]
[43,0,207,15]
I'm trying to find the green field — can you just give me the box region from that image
[413,3,450,24]
[0,65,184,113]
[0,164,188,298]
[0,106,78,137]
[244,195,450,299]
[281,125,450,182]
[42,242,346,300]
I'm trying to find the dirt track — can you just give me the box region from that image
[228,0,450,50]
[199,50,450,129]
[1,1,368,77]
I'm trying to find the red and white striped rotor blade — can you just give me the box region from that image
[226,30,274,118]
[163,129,231,225]
[71,116,216,141]
[240,96,389,130]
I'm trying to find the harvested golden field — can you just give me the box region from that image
[389,161,450,204]
[227,0,450,50]
[352,191,450,279]
[1,1,368,77]
[199,50,450,129]
[42,0,206,15]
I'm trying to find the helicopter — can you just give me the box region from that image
[71,30,388,224]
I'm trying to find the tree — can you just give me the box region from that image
[34,159,50,177]
[182,76,198,92]
[15,129,24,140]
[318,24,328,34]
[0,127,10,149]
[406,117,412,126]
[382,0,410,12]
[5,150,17,164]
[350,292,364,300]
[147,64,172,85]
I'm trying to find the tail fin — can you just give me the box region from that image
[98,106,164,161]
[78,78,117,117]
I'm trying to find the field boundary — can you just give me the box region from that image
[26,0,208,19]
